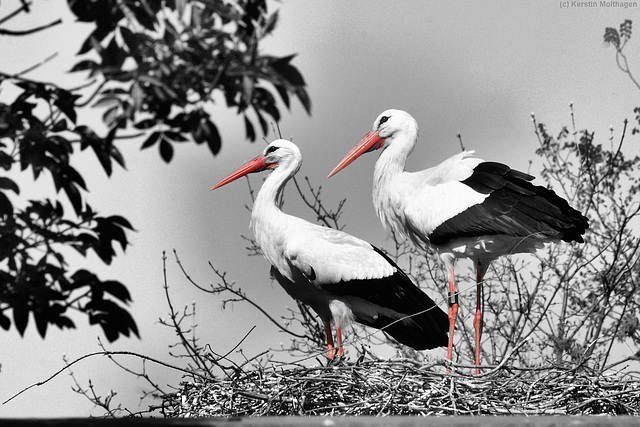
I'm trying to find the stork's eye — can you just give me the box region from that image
[265,145,279,155]
[379,116,390,125]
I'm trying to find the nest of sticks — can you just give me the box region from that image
[161,357,640,417]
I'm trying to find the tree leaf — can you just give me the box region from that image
[13,305,29,336]
[97,216,130,251]
[63,181,83,216]
[263,10,279,35]
[138,75,179,100]
[244,115,256,141]
[132,3,157,31]
[620,19,632,40]
[0,311,10,330]
[101,88,129,95]
[0,177,20,194]
[64,165,88,191]
[92,127,118,177]
[134,118,156,130]
[86,299,139,342]
[296,87,312,115]
[204,120,221,156]
[107,214,134,231]
[70,59,99,73]
[164,131,188,142]
[192,118,221,154]
[159,138,174,163]
[271,55,305,87]
[102,37,128,69]
[274,84,290,110]
[71,269,98,288]
[243,75,254,105]
[34,308,49,338]
[604,27,620,48]
[141,131,161,149]
[131,81,144,112]
[253,106,268,135]
[0,151,12,170]
[92,95,121,109]
[102,280,132,303]
[0,191,13,215]
[75,125,101,150]
[53,89,80,124]
[52,118,68,133]
[119,26,152,61]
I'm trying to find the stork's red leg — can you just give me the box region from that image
[324,321,336,359]
[473,266,484,375]
[447,267,458,371]
[335,319,344,357]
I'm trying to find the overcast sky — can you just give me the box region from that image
[1,0,638,417]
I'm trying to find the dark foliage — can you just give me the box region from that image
[604,19,632,49]
[68,0,311,160]
[0,0,310,341]
[604,20,640,92]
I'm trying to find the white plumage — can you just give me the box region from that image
[213,139,449,358]
[329,109,589,371]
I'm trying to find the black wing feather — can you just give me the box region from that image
[429,161,588,245]
[323,246,449,350]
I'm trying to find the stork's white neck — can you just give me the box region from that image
[372,125,418,237]
[373,124,417,191]
[250,155,301,236]
[374,121,418,178]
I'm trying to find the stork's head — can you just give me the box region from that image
[328,109,418,178]
[212,139,301,189]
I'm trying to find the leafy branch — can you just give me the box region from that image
[604,20,640,91]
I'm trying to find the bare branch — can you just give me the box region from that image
[0,18,62,36]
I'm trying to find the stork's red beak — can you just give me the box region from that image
[211,155,274,189]
[328,131,385,178]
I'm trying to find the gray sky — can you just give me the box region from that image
[1,0,638,417]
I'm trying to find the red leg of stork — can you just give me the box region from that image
[335,319,344,357]
[473,264,485,375]
[447,267,458,371]
[324,321,336,359]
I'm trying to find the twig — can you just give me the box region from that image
[3,351,209,406]
[12,52,59,77]
[162,251,214,377]
[457,132,465,151]
[0,1,32,26]
[0,18,62,36]
[172,249,309,340]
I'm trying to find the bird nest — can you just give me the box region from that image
[160,358,640,417]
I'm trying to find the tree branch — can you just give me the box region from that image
[0,18,62,36]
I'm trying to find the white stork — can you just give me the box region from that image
[212,139,449,359]
[328,109,589,371]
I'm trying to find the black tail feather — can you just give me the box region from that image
[432,161,589,245]
[325,246,449,350]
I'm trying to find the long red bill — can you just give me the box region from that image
[327,131,385,178]
[211,155,273,189]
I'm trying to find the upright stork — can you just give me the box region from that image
[213,139,449,358]
[328,109,588,371]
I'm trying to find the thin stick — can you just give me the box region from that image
[3,351,209,406]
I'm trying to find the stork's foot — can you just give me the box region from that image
[327,346,337,360]
[326,346,345,360]
[324,321,346,360]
